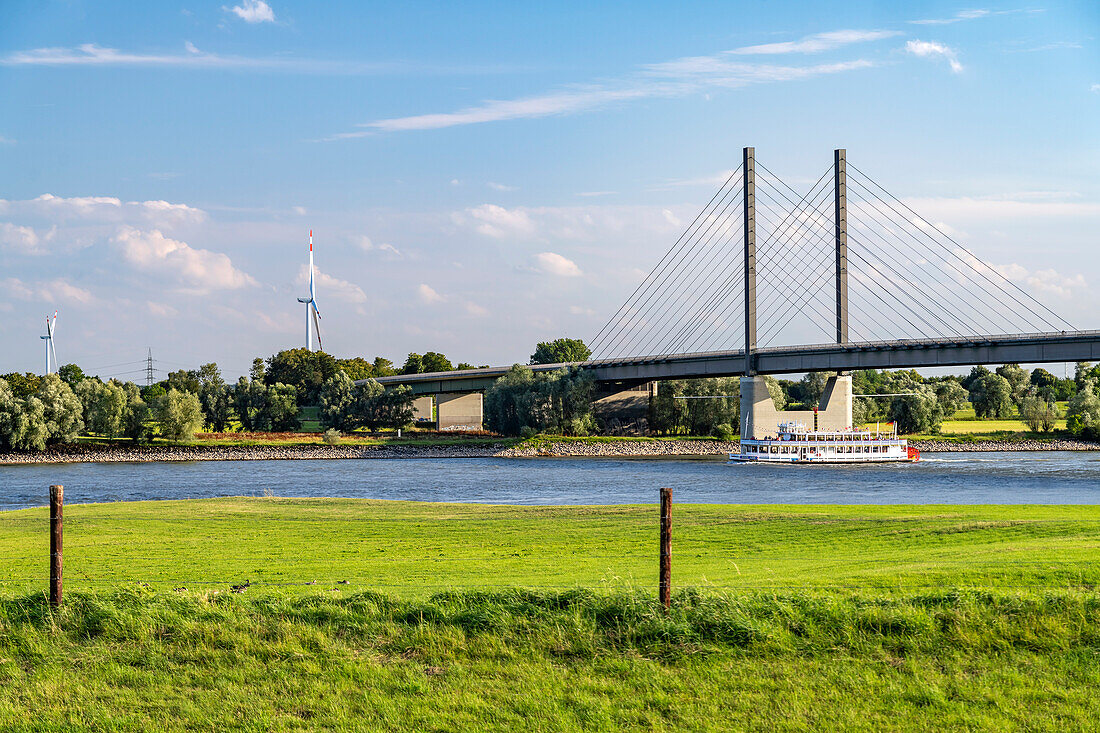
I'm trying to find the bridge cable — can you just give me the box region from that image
[847,163,1074,332]
[591,169,745,359]
[589,165,743,356]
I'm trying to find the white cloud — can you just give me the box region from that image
[226,0,275,23]
[569,305,596,316]
[1091,83,1100,93]
[355,235,402,257]
[995,263,1086,298]
[334,39,875,136]
[147,301,179,318]
[730,29,901,55]
[464,301,489,317]
[576,191,616,197]
[535,252,582,277]
[298,265,366,303]
[0,222,54,254]
[902,196,1100,219]
[417,283,445,304]
[0,194,206,227]
[112,226,256,291]
[655,169,739,189]
[0,135,14,144]
[910,9,989,25]
[458,204,537,239]
[487,182,517,192]
[906,40,963,73]
[3,277,94,304]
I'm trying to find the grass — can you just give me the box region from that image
[3,498,1100,729]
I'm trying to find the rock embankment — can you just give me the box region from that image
[1,438,1096,465]
[909,439,1100,452]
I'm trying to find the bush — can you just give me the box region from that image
[484,366,595,437]
[322,428,342,445]
[713,423,735,441]
[1066,380,1100,441]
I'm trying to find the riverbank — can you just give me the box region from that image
[1,435,1098,464]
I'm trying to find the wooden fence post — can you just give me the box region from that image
[659,487,672,611]
[50,485,63,608]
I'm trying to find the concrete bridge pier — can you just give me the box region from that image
[740,375,852,439]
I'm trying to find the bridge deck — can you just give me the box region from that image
[373,331,1100,394]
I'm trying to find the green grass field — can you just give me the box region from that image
[3,499,1100,730]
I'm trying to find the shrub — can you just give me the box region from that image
[322,428,342,445]
[713,423,735,441]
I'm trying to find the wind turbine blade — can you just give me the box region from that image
[308,231,315,300]
[311,307,323,352]
[51,340,58,372]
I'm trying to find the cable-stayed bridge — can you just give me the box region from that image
[379,147,1099,404]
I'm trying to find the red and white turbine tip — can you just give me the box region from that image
[309,230,313,251]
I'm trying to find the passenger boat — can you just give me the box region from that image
[731,421,919,464]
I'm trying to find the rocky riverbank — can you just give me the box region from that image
[1,437,1097,465]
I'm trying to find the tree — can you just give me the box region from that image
[972,373,1013,418]
[166,369,202,395]
[84,380,126,438]
[996,363,1029,405]
[263,383,300,431]
[650,378,739,436]
[319,371,358,432]
[530,338,592,365]
[797,372,835,408]
[0,379,48,451]
[961,365,992,393]
[353,380,416,431]
[35,374,84,445]
[888,383,944,435]
[196,364,231,432]
[250,358,266,382]
[57,364,87,389]
[156,388,204,441]
[233,377,268,431]
[402,353,424,375]
[264,349,337,404]
[484,366,596,436]
[421,352,454,373]
[934,380,969,416]
[372,357,397,377]
[335,357,375,381]
[1066,380,1100,441]
[121,382,149,444]
[763,375,786,411]
[1019,391,1059,433]
[0,373,42,399]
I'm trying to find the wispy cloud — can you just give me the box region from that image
[417,283,445,304]
[487,182,517,192]
[729,29,901,55]
[1092,83,1100,93]
[906,40,963,73]
[0,43,505,76]
[336,44,876,137]
[909,9,990,25]
[225,0,275,24]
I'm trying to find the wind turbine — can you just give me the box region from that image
[296,230,323,351]
[40,310,58,375]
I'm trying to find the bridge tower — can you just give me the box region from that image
[740,148,853,438]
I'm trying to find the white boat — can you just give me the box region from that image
[731,421,919,464]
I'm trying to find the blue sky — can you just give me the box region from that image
[1,1,1097,380]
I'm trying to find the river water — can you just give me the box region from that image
[2,452,1100,510]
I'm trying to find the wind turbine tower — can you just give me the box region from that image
[296,230,323,351]
[40,310,58,375]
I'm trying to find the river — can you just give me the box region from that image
[2,452,1099,510]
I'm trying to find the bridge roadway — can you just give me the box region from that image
[373,331,1100,395]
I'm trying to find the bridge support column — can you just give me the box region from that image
[739,375,852,439]
[834,149,848,346]
[436,392,483,430]
[743,146,756,376]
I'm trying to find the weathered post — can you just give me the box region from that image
[50,485,63,608]
[659,487,672,611]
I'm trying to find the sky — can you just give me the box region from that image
[1,0,1098,381]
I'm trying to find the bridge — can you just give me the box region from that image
[375,148,1099,432]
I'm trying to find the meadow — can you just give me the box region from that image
[2,499,1100,730]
